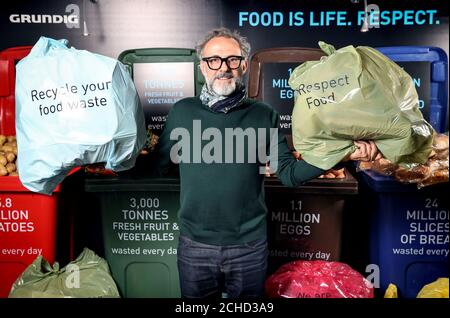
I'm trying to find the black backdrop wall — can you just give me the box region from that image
[1,0,449,128]
[1,0,448,60]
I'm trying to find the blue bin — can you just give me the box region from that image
[359,46,449,298]
[360,171,449,298]
[377,46,448,133]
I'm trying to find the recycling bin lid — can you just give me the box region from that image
[248,47,326,150]
[0,46,32,135]
[248,47,325,100]
[85,176,180,192]
[116,47,205,136]
[85,170,358,195]
[117,47,204,90]
[376,46,448,133]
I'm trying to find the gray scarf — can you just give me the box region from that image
[199,83,247,113]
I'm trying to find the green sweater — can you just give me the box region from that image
[154,97,324,245]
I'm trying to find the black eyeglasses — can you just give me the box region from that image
[202,55,244,70]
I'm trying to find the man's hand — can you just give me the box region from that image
[349,140,382,161]
[292,151,302,160]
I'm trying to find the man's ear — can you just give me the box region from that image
[241,59,248,74]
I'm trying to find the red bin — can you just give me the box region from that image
[0,45,60,297]
[0,179,60,297]
[0,46,32,136]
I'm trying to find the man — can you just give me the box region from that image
[153,28,379,298]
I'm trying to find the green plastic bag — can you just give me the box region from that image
[289,41,433,170]
[8,248,120,298]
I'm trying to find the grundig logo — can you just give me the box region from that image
[9,4,80,28]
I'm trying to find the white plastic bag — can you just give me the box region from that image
[15,37,146,194]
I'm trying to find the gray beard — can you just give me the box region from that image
[207,77,243,97]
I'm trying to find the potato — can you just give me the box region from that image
[319,171,337,179]
[8,171,19,176]
[358,161,373,170]
[0,165,7,176]
[5,152,15,163]
[1,145,13,152]
[325,172,336,178]
[433,134,449,150]
[0,136,18,176]
[5,163,16,173]
[6,136,16,143]
[335,170,345,178]
[332,168,346,179]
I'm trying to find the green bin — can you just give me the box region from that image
[80,48,205,298]
[85,177,181,298]
[118,48,204,133]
